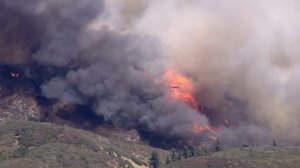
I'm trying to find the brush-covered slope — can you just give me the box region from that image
[0,121,300,168]
[166,147,300,168]
[0,121,167,168]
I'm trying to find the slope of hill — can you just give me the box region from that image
[0,121,168,168]
[166,146,300,168]
[0,121,300,168]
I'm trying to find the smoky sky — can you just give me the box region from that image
[1,0,300,146]
[134,0,300,145]
[0,0,209,138]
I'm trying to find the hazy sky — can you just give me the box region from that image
[1,0,300,146]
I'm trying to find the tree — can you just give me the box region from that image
[190,146,201,157]
[183,145,193,158]
[203,147,208,155]
[183,146,188,158]
[191,146,195,156]
[165,156,171,164]
[149,151,160,168]
[176,152,182,160]
[193,146,200,156]
[215,140,223,152]
[171,148,176,161]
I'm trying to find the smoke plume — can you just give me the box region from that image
[1,0,300,146]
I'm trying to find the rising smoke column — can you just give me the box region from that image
[134,0,300,145]
[1,0,300,146]
[0,0,210,138]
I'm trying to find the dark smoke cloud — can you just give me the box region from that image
[0,4,41,64]
[2,0,300,146]
[7,0,103,67]
[38,27,207,134]
[0,0,209,139]
[134,0,300,145]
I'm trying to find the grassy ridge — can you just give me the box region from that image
[0,121,299,168]
[0,121,167,168]
[166,146,300,168]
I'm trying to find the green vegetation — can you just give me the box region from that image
[273,139,277,147]
[165,145,205,165]
[149,151,160,168]
[0,121,299,168]
[165,147,300,168]
[0,121,168,168]
[214,140,223,152]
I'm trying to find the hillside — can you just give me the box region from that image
[166,147,300,168]
[0,121,168,168]
[0,121,300,168]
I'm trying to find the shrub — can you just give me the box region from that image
[12,146,28,158]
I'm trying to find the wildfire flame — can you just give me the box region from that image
[164,69,217,137]
[10,72,19,78]
[224,119,229,125]
[209,136,218,141]
[192,122,217,134]
[164,69,198,108]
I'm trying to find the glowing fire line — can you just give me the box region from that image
[164,69,198,108]
[10,72,20,78]
[163,69,217,138]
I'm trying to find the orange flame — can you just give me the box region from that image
[10,72,19,78]
[209,136,218,141]
[164,69,218,135]
[192,122,217,134]
[192,123,208,134]
[164,69,198,108]
[224,119,229,125]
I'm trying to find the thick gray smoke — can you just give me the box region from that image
[0,0,208,138]
[133,0,300,145]
[1,0,300,146]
